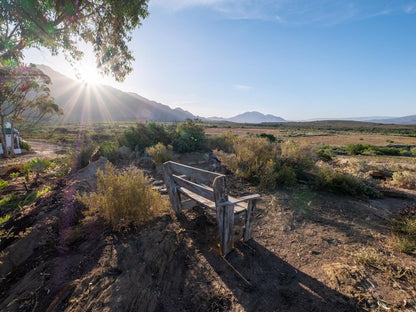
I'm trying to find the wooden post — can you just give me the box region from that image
[243,199,256,241]
[213,176,234,255]
[162,162,182,214]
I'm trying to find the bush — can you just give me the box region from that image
[146,143,176,165]
[78,163,167,231]
[281,142,314,174]
[99,141,120,163]
[19,139,31,151]
[119,122,171,151]
[258,133,277,142]
[206,132,235,153]
[316,166,379,197]
[391,171,416,189]
[314,146,334,162]
[346,144,371,155]
[217,136,280,183]
[26,157,51,184]
[172,119,206,153]
[391,217,416,254]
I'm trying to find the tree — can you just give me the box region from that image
[0,0,149,81]
[0,65,62,157]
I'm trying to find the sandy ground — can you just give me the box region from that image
[0,141,68,171]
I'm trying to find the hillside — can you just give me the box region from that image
[37,65,196,122]
[207,111,286,123]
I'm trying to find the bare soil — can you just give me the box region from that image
[0,158,415,311]
[0,140,68,173]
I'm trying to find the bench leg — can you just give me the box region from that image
[162,164,182,214]
[216,204,234,256]
[243,199,256,242]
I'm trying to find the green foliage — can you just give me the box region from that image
[0,214,11,224]
[146,143,176,165]
[98,141,120,163]
[314,145,334,162]
[391,171,416,190]
[173,119,206,153]
[51,157,72,177]
[9,172,19,179]
[19,139,31,151]
[280,141,314,174]
[26,157,51,183]
[78,163,167,231]
[1,0,149,81]
[0,179,8,189]
[0,194,20,210]
[346,144,371,155]
[316,166,379,197]
[346,144,406,156]
[216,136,310,190]
[206,132,236,153]
[258,133,277,142]
[36,186,51,198]
[119,122,170,151]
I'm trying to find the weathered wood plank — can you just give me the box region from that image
[162,162,182,214]
[166,161,223,185]
[180,199,198,210]
[227,194,260,205]
[222,204,235,255]
[178,187,216,210]
[172,174,215,202]
[243,198,257,242]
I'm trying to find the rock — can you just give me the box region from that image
[74,157,108,193]
[119,145,132,159]
[369,170,393,180]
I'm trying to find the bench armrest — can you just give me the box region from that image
[217,194,260,206]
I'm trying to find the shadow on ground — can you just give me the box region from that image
[178,207,357,312]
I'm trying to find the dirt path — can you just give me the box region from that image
[0,140,68,170]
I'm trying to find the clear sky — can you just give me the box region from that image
[24,0,416,120]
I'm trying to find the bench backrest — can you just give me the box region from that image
[163,161,228,207]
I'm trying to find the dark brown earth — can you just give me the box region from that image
[0,157,415,312]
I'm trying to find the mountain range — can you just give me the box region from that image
[37,65,415,124]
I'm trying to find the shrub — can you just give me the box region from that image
[316,166,379,197]
[26,157,51,184]
[314,146,334,162]
[19,139,31,151]
[346,143,371,155]
[4,164,25,177]
[78,163,167,231]
[217,136,280,183]
[99,141,120,163]
[119,122,171,151]
[146,143,176,165]
[391,171,416,189]
[411,147,416,157]
[280,141,314,174]
[258,133,277,142]
[172,119,206,153]
[206,132,236,153]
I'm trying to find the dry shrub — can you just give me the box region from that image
[146,142,176,165]
[78,163,167,231]
[216,137,313,190]
[206,132,236,153]
[216,136,280,185]
[391,171,416,189]
[316,165,379,197]
[280,141,314,174]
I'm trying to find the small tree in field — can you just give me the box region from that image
[0,65,62,157]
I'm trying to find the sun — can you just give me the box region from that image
[76,60,102,85]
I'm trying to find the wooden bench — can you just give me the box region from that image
[162,161,260,255]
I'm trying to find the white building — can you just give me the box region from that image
[0,122,22,155]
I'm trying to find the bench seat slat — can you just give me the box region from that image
[178,187,217,210]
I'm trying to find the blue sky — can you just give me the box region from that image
[25,0,416,120]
